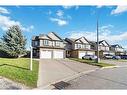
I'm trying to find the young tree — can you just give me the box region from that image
[0,25,27,58]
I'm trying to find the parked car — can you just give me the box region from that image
[103,54,120,60]
[112,55,121,60]
[119,55,127,59]
[103,54,113,59]
[82,55,97,60]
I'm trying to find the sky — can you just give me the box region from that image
[0,6,127,50]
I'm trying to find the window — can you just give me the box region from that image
[78,44,81,48]
[82,44,85,48]
[55,41,60,47]
[43,40,49,46]
[106,47,109,51]
[34,41,38,46]
[75,44,78,49]
[86,45,90,49]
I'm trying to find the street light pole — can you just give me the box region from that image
[97,17,99,63]
[96,9,100,63]
[30,46,33,71]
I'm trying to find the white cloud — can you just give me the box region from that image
[49,9,71,26]
[0,15,20,31]
[96,6,113,9]
[22,25,34,32]
[0,7,10,14]
[111,6,127,15]
[0,14,34,32]
[63,6,73,9]
[67,25,127,48]
[50,17,68,26]
[56,10,64,17]
[75,6,79,10]
[96,5,103,8]
[63,6,79,10]
[68,31,96,41]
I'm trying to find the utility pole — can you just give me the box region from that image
[30,46,33,71]
[96,10,100,63]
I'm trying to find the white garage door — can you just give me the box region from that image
[109,52,115,55]
[53,51,64,59]
[79,52,86,59]
[87,52,94,55]
[103,52,109,55]
[40,50,52,59]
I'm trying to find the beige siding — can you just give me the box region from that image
[74,43,91,50]
[40,40,64,48]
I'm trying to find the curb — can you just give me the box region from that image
[101,66,120,69]
[36,68,99,89]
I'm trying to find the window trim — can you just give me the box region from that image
[43,40,49,46]
[55,41,60,47]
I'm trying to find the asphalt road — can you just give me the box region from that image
[64,67,127,89]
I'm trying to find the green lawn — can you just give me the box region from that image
[115,59,127,62]
[69,58,115,67]
[0,58,39,88]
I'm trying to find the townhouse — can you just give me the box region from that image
[65,37,95,58]
[90,40,114,58]
[32,32,66,59]
[110,44,125,55]
[32,32,125,59]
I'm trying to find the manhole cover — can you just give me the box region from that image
[52,81,70,89]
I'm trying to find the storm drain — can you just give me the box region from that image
[52,81,70,89]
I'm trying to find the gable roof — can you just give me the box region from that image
[75,37,89,43]
[65,37,90,44]
[32,36,39,40]
[111,44,123,49]
[65,38,76,44]
[96,40,110,46]
[33,32,64,42]
[89,41,96,45]
[39,34,51,40]
[32,32,64,42]
[47,32,63,41]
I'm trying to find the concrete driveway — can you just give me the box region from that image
[37,59,98,88]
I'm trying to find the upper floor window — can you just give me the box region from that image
[78,44,81,48]
[34,41,38,46]
[43,40,49,46]
[82,44,85,48]
[32,41,38,46]
[75,44,78,49]
[75,44,81,49]
[55,41,60,47]
[86,45,90,49]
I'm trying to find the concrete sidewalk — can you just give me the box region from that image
[101,60,127,66]
[37,59,98,89]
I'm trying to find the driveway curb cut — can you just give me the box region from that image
[36,68,100,89]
